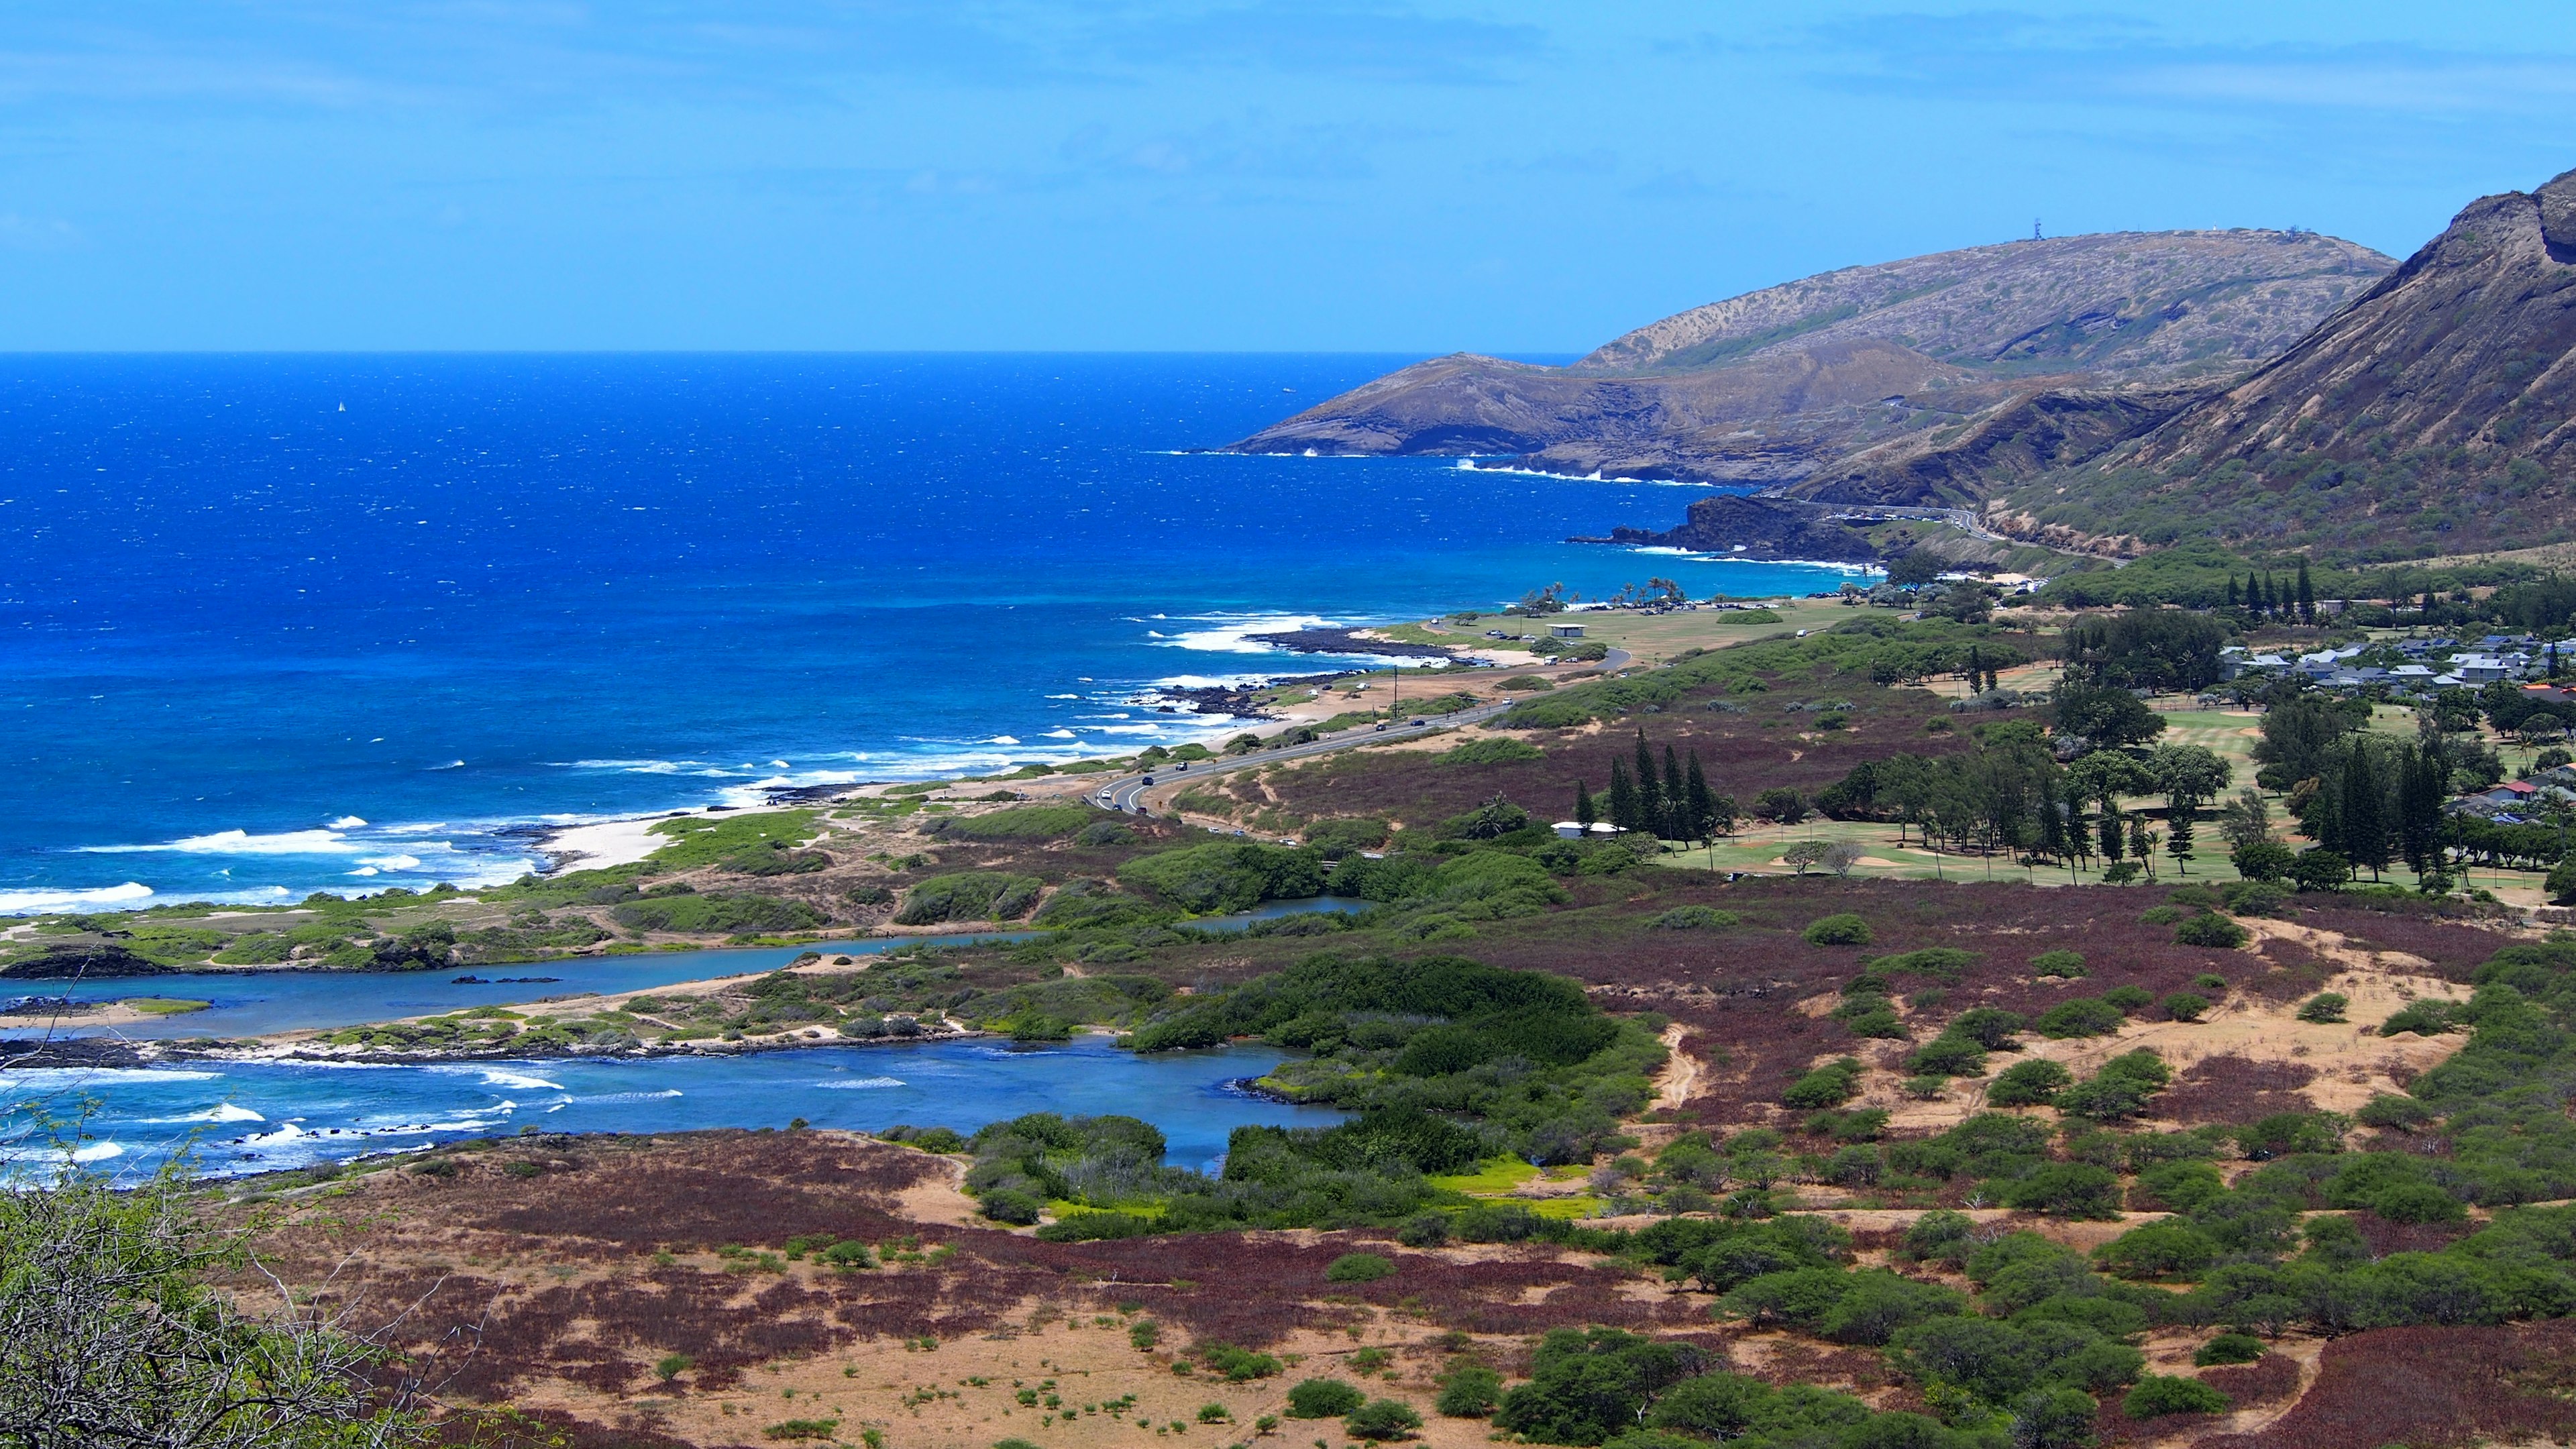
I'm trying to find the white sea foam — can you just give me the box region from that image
[80,828,366,856]
[0,881,154,914]
[327,815,368,828]
[427,759,466,770]
[987,735,1020,745]
[1042,729,1077,739]
[70,1142,123,1162]
[141,1103,267,1125]
[473,1069,564,1091]
[0,1068,219,1088]
[566,1089,684,1103]
[358,855,422,871]
[814,1077,906,1090]
[1046,693,1080,700]
[1152,613,1346,655]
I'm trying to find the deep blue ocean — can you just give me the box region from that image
[1,354,1869,912]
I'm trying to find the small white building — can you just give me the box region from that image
[1553,821,1623,839]
[1550,623,1587,639]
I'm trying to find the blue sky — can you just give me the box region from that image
[2,2,2571,351]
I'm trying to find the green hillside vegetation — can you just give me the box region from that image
[918,952,1663,1236]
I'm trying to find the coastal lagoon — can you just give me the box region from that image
[1,1037,1343,1180]
[3,354,1870,912]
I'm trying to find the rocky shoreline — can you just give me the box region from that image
[1246,627,1456,659]
[123,1021,1002,1071]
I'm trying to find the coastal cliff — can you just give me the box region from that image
[1570,494,1878,564]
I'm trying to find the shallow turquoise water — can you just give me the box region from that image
[3,1037,1338,1180]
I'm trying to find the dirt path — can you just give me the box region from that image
[1653,1022,1702,1111]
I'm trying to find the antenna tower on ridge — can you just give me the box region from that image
[2032,217,2043,241]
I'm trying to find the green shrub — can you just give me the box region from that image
[1905,1034,1988,1079]
[2139,904,2186,925]
[2036,998,2126,1038]
[612,892,827,934]
[1987,1059,2072,1107]
[1782,1059,1865,1109]
[979,1189,1042,1225]
[1287,1380,1367,1419]
[1346,1399,1424,1441]
[2159,991,2210,1022]
[1648,906,1739,930]
[2174,913,2251,949]
[2123,1375,2229,1419]
[1442,738,1543,766]
[1325,1252,1396,1283]
[893,872,1045,925]
[2193,1334,2265,1367]
[2000,1164,2123,1218]
[1305,817,1393,858]
[2101,985,2154,1013]
[1943,1006,2025,1047]
[1496,675,1554,692]
[2296,992,2349,1024]
[2029,950,2087,979]
[929,804,1095,840]
[1075,820,1138,847]
[2094,1222,2219,1279]
[2379,1001,2463,1036]
[1201,1346,1283,1381]
[1803,914,1873,947]
[1120,842,1325,913]
[2371,1182,2467,1224]
[1436,1366,1502,1417]
[2354,1093,2434,1130]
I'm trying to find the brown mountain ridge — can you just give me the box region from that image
[1229,229,2392,486]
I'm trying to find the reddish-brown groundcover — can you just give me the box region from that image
[1254,682,1964,830]
[2154,1056,2319,1126]
[1424,874,2505,1123]
[233,1131,1695,1408]
[2200,1322,2576,1449]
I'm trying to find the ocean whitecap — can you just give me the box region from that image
[813,1077,906,1090]
[566,1089,684,1104]
[1046,693,1080,700]
[0,881,154,914]
[327,815,369,829]
[358,854,422,871]
[987,735,1020,745]
[80,828,366,857]
[70,1142,124,1163]
[142,1103,266,1125]
[0,1067,219,1088]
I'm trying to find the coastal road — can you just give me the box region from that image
[1087,647,1631,819]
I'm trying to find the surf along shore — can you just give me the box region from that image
[1,590,1842,1074]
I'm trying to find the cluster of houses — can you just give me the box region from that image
[2455,766,2576,823]
[2220,634,2563,694]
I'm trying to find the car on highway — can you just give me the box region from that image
[1140,775,1155,786]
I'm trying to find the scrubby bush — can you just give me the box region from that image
[2101,985,2155,1013]
[1346,1399,1424,1440]
[1325,1252,1395,1283]
[1648,906,1739,930]
[1987,1059,2072,1108]
[2296,992,2349,1024]
[2379,1000,2463,1036]
[1782,1058,1865,1109]
[2029,950,2087,978]
[1803,914,1872,947]
[2194,1334,2265,1366]
[2175,913,2251,949]
[979,1189,1042,1225]
[2123,1375,2229,1419]
[1442,737,1543,766]
[1436,1366,1502,1417]
[2159,991,2211,1022]
[1287,1379,1367,1419]
[2094,1222,2219,1279]
[2001,1164,2123,1218]
[893,872,1045,925]
[2036,998,2126,1038]
[1904,1034,1988,1079]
